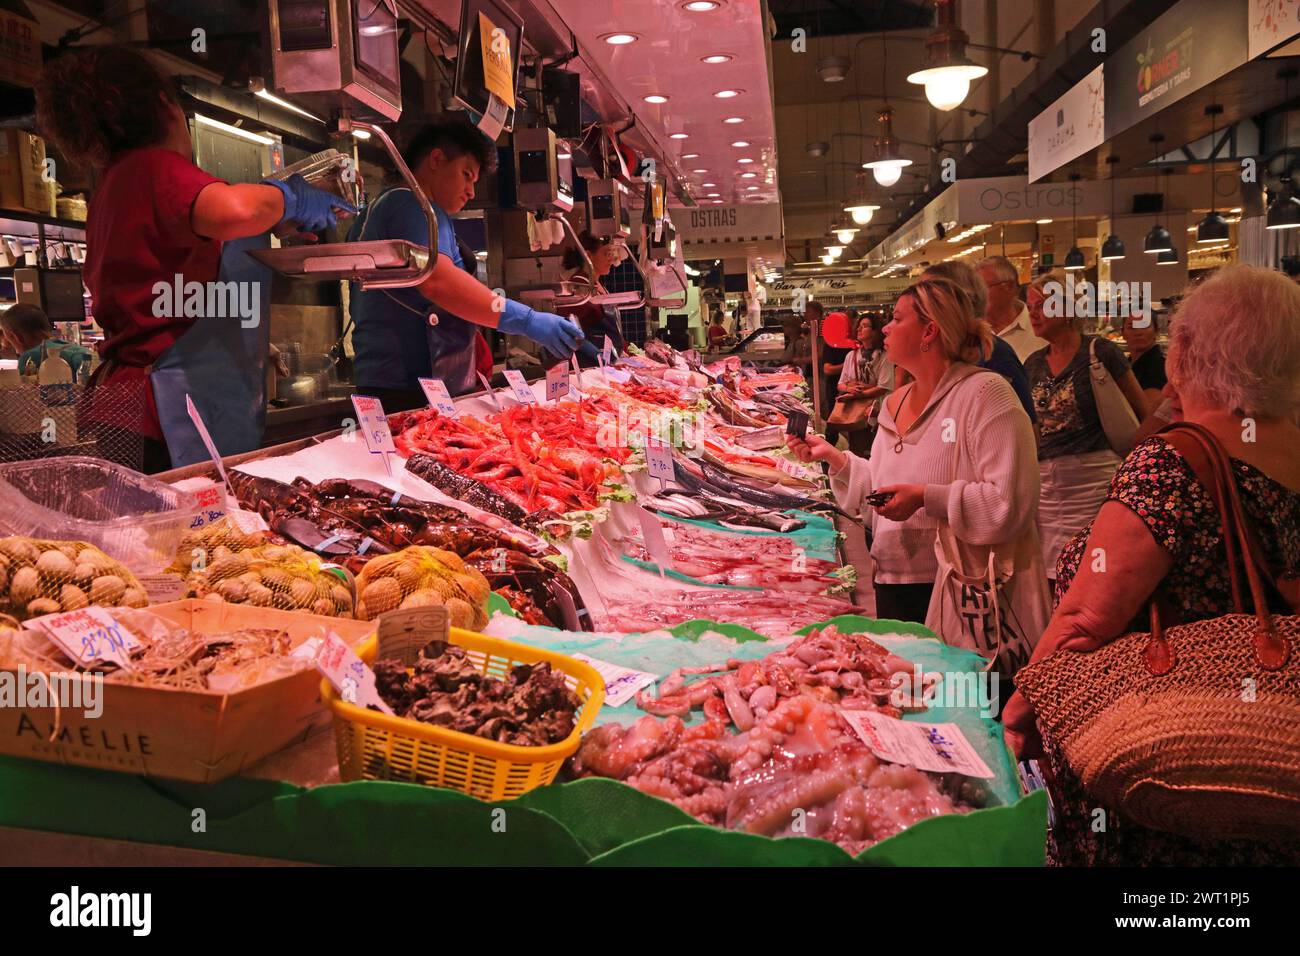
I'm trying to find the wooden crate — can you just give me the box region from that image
[0,600,374,783]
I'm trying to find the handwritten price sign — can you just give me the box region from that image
[37,607,143,670]
[312,631,394,714]
[418,378,459,418]
[350,395,396,455]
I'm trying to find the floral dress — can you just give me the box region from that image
[1044,436,1300,866]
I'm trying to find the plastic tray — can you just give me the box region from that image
[0,456,198,574]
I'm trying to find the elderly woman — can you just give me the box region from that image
[1004,265,1300,865]
[788,278,1046,653]
[1024,270,1149,578]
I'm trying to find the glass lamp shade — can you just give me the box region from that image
[867,160,910,187]
[821,253,834,265]
[845,204,878,225]
[906,64,988,112]
[835,228,857,244]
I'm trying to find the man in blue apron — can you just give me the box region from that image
[348,118,584,408]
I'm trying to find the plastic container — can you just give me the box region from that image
[324,627,605,800]
[0,456,199,574]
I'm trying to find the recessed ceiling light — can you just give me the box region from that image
[707,192,720,197]
[600,32,639,45]
[670,132,689,139]
[745,185,759,191]
[682,153,700,159]
[737,157,754,164]
[713,89,743,99]
[712,199,724,204]
[643,94,669,104]
[723,116,746,124]
[702,182,717,187]
[731,140,750,148]
[1036,219,1052,224]
[692,168,709,173]
[681,0,722,10]
[702,53,734,64]
[739,172,757,179]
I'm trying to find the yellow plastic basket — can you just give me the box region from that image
[322,626,605,800]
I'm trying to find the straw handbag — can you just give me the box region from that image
[1015,423,1300,842]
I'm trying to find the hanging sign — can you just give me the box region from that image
[1027,65,1105,184]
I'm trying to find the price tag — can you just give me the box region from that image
[636,506,673,576]
[644,437,675,483]
[839,710,995,778]
[350,395,396,455]
[185,395,234,498]
[570,653,656,708]
[173,477,228,530]
[569,353,583,396]
[602,339,616,366]
[137,572,186,604]
[36,607,143,670]
[312,631,394,715]
[476,371,502,411]
[545,363,569,403]
[419,378,459,418]
[502,369,536,404]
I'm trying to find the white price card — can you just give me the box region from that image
[136,572,186,605]
[476,371,502,411]
[602,339,616,366]
[36,607,143,670]
[312,631,394,715]
[569,353,583,396]
[636,506,673,575]
[419,378,459,418]
[545,363,569,403]
[173,477,228,530]
[645,437,675,483]
[570,653,656,708]
[350,395,396,455]
[185,395,234,496]
[839,710,995,778]
[502,369,536,404]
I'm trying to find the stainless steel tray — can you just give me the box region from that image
[249,240,429,282]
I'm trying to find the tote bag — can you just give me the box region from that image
[1088,337,1139,455]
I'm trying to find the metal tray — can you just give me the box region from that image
[248,240,429,282]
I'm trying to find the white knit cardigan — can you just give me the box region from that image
[830,363,1041,584]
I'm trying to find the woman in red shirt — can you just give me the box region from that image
[35,46,352,471]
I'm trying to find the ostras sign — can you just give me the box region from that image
[675,203,783,246]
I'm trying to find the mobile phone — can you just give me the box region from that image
[863,490,895,507]
[785,409,809,437]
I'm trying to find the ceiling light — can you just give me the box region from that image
[1267,182,1300,230]
[737,157,754,164]
[670,132,689,139]
[601,32,639,45]
[1064,246,1086,270]
[1157,245,1180,264]
[826,245,844,258]
[1143,223,1173,252]
[821,253,834,265]
[746,185,759,191]
[1036,218,1052,224]
[864,107,913,187]
[701,182,716,187]
[740,172,757,179]
[351,129,371,140]
[692,168,708,173]
[643,94,669,104]
[714,89,743,98]
[1101,234,1126,261]
[702,53,734,64]
[1197,211,1230,243]
[817,55,850,83]
[731,140,750,148]
[682,0,721,10]
[905,0,988,111]
[251,86,324,123]
[194,114,275,145]
[682,153,700,159]
[868,161,909,187]
[723,116,746,124]
[707,192,720,197]
[712,200,723,204]
[806,141,830,158]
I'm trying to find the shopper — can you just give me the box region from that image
[35,45,354,470]
[1024,271,1149,579]
[347,118,585,408]
[787,277,1044,647]
[1004,265,1300,865]
[923,260,1035,420]
[0,303,92,381]
[978,255,1046,362]
[835,314,893,456]
[562,230,627,365]
[707,311,729,349]
[1123,310,1167,409]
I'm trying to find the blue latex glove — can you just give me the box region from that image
[263,174,357,233]
[499,300,584,358]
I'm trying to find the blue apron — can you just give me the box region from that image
[149,234,271,466]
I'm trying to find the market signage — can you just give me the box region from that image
[1028,65,1105,183]
[765,276,911,302]
[1248,0,1300,59]
[0,9,40,88]
[1103,0,1249,140]
[954,173,1240,222]
[675,204,783,245]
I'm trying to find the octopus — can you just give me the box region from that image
[569,691,972,855]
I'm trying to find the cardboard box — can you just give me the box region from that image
[0,600,376,782]
[0,130,53,215]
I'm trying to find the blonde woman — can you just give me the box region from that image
[1024,271,1149,579]
[1005,264,1300,865]
[788,278,1047,668]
